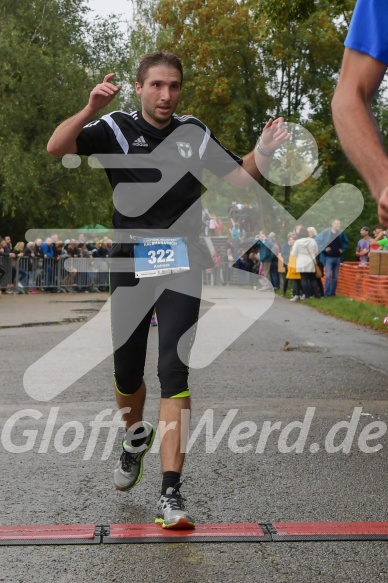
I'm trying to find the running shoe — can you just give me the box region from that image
[155,482,195,529]
[114,421,156,492]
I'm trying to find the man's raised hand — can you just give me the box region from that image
[260,117,290,153]
[88,73,122,114]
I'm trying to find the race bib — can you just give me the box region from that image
[134,237,190,278]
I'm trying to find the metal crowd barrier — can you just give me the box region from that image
[11,256,109,293]
[0,256,13,289]
[6,256,269,292]
[6,256,242,291]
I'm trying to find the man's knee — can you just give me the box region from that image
[115,378,144,397]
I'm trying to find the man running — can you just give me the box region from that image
[47,51,288,528]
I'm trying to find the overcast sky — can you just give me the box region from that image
[87,0,132,20]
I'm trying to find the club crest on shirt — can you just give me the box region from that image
[176,142,193,158]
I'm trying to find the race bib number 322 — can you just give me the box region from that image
[134,237,190,278]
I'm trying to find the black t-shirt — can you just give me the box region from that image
[76,110,242,242]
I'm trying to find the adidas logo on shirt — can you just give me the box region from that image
[132,136,149,147]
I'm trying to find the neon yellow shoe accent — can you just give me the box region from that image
[155,517,195,529]
[170,389,190,399]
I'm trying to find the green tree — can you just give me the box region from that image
[256,1,355,208]
[154,0,272,153]
[0,0,130,241]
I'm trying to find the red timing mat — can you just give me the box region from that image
[105,522,270,543]
[271,522,388,541]
[0,524,100,545]
[1,522,387,545]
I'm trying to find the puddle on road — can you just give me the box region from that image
[283,341,323,353]
[49,300,106,304]
[0,317,88,329]
[71,309,100,313]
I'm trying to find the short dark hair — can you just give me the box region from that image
[298,226,309,238]
[136,52,183,86]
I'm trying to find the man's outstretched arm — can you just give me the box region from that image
[332,49,388,225]
[47,73,121,157]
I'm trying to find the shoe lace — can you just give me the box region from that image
[120,449,141,471]
[165,481,186,510]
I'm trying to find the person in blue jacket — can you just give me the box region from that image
[253,230,276,290]
[315,219,349,297]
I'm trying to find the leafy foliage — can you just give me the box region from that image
[0,0,130,240]
[154,0,271,153]
[2,0,387,248]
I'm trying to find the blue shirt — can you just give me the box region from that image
[41,241,54,258]
[345,0,388,65]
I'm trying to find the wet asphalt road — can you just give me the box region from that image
[0,289,387,582]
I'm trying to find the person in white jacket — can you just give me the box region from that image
[290,227,321,300]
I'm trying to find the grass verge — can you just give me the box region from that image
[239,286,388,332]
[302,295,388,333]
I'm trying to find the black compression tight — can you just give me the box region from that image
[110,265,202,398]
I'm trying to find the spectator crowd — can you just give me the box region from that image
[203,218,388,301]
[1,221,387,300]
[0,233,112,294]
